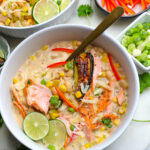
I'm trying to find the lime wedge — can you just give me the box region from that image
[23,112,49,141]
[0,49,5,58]
[32,0,59,24]
[60,0,71,11]
[43,120,67,149]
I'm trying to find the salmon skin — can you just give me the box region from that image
[74,53,94,101]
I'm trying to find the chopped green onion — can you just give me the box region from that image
[41,79,46,85]
[50,96,59,106]
[70,125,75,131]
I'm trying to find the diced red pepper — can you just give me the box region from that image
[47,61,68,68]
[107,53,121,81]
[52,48,74,53]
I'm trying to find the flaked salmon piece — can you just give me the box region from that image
[25,83,51,114]
[117,88,125,105]
[91,56,101,90]
[105,103,113,114]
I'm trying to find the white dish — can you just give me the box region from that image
[0,36,10,71]
[117,12,150,72]
[0,0,78,38]
[0,25,139,150]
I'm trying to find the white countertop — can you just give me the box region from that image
[1,0,150,150]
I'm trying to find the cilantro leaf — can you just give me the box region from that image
[0,114,3,128]
[78,5,93,17]
[16,144,30,150]
[77,5,93,26]
[139,73,150,93]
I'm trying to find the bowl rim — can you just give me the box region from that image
[95,0,150,18]
[0,36,10,70]
[0,0,76,30]
[0,24,139,150]
[117,12,150,71]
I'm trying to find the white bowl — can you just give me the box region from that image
[0,0,78,38]
[117,12,150,73]
[0,36,10,71]
[0,25,139,150]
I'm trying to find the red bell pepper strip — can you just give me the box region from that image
[47,61,68,68]
[64,136,69,148]
[107,53,121,81]
[55,87,78,111]
[52,48,74,53]
[68,133,77,144]
[102,0,106,7]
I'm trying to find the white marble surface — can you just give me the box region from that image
[1,0,150,150]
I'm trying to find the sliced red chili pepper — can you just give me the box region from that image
[107,53,121,81]
[47,61,68,68]
[52,48,74,53]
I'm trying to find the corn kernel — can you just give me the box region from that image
[30,55,35,60]
[119,106,126,115]
[3,0,6,2]
[113,119,120,126]
[46,81,53,88]
[121,76,126,80]
[23,6,28,12]
[59,72,65,78]
[6,18,11,25]
[42,45,48,51]
[84,143,91,148]
[27,19,33,23]
[97,137,103,143]
[123,102,128,107]
[49,110,59,120]
[100,71,106,77]
[60,84,67,93]
[115,63,120,68]
[101,53,109,62]
[72,40,77,46]
[90,96,94,100]
[13,78,18,84]
[113,97,118,103]
[103,134,107,139]
[100,126,105,131]
[75,91,82,98]
[2,11,7,16]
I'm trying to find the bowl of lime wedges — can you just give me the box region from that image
[0,36,10,71]
[0,0,78,38]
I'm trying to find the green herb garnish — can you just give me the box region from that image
[50,96,59,106]
[27,80,31,85]
[139,73,150,93]
[68,107,75,113]
[78,4,93,26]
[101,118,112,128]
[65,61,73,70]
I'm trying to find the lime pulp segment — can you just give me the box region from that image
[60,0,71,11]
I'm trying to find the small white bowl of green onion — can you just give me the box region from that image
[0,36,10,71]
[117,12,150,72]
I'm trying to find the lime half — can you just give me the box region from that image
[32,0,59,24]
[60,0,71,11]
[43,120,67,149]
[23,112,49,141]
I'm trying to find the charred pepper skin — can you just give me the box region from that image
[74,53,94,101]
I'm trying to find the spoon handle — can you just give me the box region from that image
[67,6,124,61]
